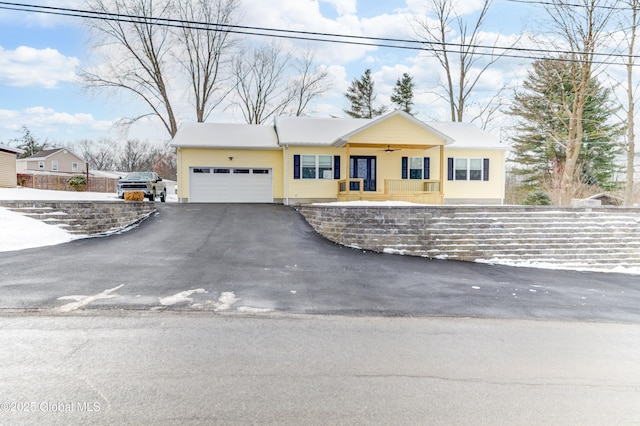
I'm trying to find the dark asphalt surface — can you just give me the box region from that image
[1,203,639,322]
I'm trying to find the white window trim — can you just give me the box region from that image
[453,158,484,181]
[72,162,79,172]
[51,160,58,171]
[38,161,44,169]
[409,157,423,180]
[301,154,333,180]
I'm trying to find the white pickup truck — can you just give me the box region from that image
[117,172,167,202]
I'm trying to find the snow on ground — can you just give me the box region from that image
[476,258,640,275]
[0,206,78,251]
[0,187,176,252]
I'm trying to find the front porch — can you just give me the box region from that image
[337,178,444,204]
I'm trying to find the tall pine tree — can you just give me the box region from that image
[508,59,623,197]
[344,69,387,118]
[390,72,415,114]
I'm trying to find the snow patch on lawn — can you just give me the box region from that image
[0,207,78,252]
[0,188,174,253]
[0,187,121,201]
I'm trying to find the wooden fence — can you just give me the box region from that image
[17,174,119,194]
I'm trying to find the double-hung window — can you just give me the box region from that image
[448,158,489,181]
[51,160,58,171]
[401,157,430,180]
[410,157,424,179]
[301,155,333,179]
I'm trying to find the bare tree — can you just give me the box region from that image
[231,43,293,124]
[154,141,177,180]
[622,0,639,206]
[117,139,161,172]
[413,0,506,123]
[176,0,239,122]
[77,138,118,171]
[286,48,330,116]
[543,0,618,205]
[82,0,178,137]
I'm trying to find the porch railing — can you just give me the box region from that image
[338,178,364,195]
[337,178,442,203]
[384,179,440,194]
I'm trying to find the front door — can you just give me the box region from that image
[350,156,376,191]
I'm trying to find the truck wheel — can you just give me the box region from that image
[148,193,155,202]
[160,190,166,202]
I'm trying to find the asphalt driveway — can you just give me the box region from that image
[1,203,638,322]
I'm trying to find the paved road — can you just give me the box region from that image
[1,204,639,322]
[1,314,639,425]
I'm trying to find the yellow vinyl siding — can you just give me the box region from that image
[348,114,446,147]
[285,146,444,200]
[287,146,342,200]
[176,148,284,200]
[443,149,506,201]
[0,151,17,187]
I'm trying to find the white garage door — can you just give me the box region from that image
[189,167,273,203]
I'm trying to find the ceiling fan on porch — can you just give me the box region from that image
[380,145,401,153]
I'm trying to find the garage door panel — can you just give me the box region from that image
[190,167,272,203]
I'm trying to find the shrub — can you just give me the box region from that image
[67,175,87,192]
[523,191,551,205]
[124,191,145,201]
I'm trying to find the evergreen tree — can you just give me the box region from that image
[390,72,415,114]
[11,126,49,158]
[508,59,623,195]
[344,69,387,118]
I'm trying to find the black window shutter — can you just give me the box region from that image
[333,155,340,179]
[483,158,490,181]
[401,157,408,179]
[293,155,300,179]
[447,158,454,181]
[423,157,430,180]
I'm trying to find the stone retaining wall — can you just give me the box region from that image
[296,205,640,268]
[0,200,156,235]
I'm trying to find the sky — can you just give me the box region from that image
[0,0,635,151]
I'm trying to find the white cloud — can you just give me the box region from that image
[19,0,87,28]
[0,106,115,142]
[320,0,357,15]
[405,0,488,16]
[240,0,379,64]
[0,46,79,88]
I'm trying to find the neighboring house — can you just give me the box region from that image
[16,148,87,174]
[0,144,24,188]
[170,110,508,205]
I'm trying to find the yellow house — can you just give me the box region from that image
[170,110,508,205]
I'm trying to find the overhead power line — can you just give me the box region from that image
[0,1,638,67]
[504,0,638,11]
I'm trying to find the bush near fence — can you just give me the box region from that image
[17,173,119,193]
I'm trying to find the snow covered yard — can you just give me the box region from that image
[0,187,176,252]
